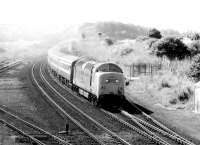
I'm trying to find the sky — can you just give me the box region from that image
[0,0,199,33]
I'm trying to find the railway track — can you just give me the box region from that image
[42,62,196,145]
[33,62,155,145]
[102,110,195,145]
[36,62,144,145]
[52,71,194,145]
[119,106,196,145]
[0,59,22,73]
[0,119,45,145]
[32,63,105,145]
[0,105,70,145]
[45,64,175,145]
[38,62,181,145]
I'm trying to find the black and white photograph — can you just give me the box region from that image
[0,0,200,144]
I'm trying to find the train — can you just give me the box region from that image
[47,48,125,108]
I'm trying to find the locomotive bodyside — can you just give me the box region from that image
[72,57,97,98]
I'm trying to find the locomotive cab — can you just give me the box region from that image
[92,63,125,107]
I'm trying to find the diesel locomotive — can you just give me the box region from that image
[47,48,125,107]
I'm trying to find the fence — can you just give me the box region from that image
[123,63,162,79]
[130,63,162,76]
[123,57,192,79]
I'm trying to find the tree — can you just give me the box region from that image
[148,28,162,39]
[152,37,190,60]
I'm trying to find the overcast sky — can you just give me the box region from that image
[0,0,199,33]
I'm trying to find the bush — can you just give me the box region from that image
[148,28,162,39]
[177,87,193,103]
[185,32,200,40]
[152,37,190,60]
[169,98,177,104]
[105,38,114,46]
[188,40,200,56]
[120,48,133,56]
[81,33,86,39]
[161,80,171,88]
[188,54,200,81]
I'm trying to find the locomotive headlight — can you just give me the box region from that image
[105,79,109,83]
[116,80,119,83]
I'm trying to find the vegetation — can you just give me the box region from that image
[79,22,149,41]
[145,60,193,107]
[161,29,180,37]
[188,54,200,81]
[148,28,162,39]
[120,48,133,56]
[105,38,114,46]
[152,37,190,60]
[188,40,200,56]
[184,32,200,40]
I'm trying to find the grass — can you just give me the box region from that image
[143,59,194,108]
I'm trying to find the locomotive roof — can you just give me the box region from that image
[94,62,123,73]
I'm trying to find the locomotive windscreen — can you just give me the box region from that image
[96,63,123,73]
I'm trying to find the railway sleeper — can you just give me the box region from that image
[14,134,50,143]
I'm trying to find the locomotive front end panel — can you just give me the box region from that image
[98,72,124,96]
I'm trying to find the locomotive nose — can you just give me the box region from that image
[98,73,125,109]
[99,73,124,96]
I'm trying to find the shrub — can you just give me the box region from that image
[188,40,200,56]
[105,38,114,46]
[120,48,133,56]
[177,87,193,103]
[188,54,200,81]
[169,98,177,104]
[81,33,86,39]
[148,28,162,39]
[152,37,190,60]
[185,32,200,40]
[161,80,171,88]
[98,32,102,37]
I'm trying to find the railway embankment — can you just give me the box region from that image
[125,81,200,144]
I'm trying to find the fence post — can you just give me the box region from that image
[194,82,200,113]
[130,65,132,80]
[66,123,69,135]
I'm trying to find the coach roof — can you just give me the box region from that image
[48,48,80,64]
